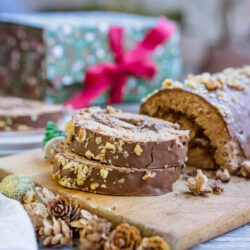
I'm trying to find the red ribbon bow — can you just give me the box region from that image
[65,17,176,109]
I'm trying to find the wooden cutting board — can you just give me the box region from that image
[0,150,249,250]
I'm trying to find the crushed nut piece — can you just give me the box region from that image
[63,161,76,170]
[90,183,99,190]
[96,154,106,162]
[162,79,173,88]
[59,176,74,188]
[31,114,38,121]
[118,178,125,183]
[185,80,197,89]
[0,120,6,129]
[106,106,120,114]
[240,161,250,178]
[231,97,238,103]
[65,121,75,141]
[104,142,116,150]
[100,169,109,179]
[228,81,245,91]
[17,124,29,131]
[162,79,182,89]
[216,169,231,182]
[216,74,226,84]
[186,169,212,196]
[85,150,95,159]
[77,165,91,186]
[101,148,106,154]
[199,72,211,84]
[142,171,156,181]
[123,151,129,158]
[95,137,102,144]
[205,79,221,90]
[116,140,124,152]
[217,92,225,98]
[210,180,224,195]
[111,204,117,210]
[134,144,143,156]
[78,128,86,141]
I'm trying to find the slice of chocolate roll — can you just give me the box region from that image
[52,141,181,196]
[140,66,250,174]
[65,106,189,169]
[0,97,64,131]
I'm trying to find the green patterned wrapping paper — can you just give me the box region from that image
[0,12,181,104]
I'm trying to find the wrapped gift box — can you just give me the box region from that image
[0,12,181,105]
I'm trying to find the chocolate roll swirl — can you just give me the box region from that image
[0,97,64,131]
[52,141,181,196]
[65,106,189,169]
[140,66,250,174]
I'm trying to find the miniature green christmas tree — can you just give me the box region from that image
[43,122,65,147]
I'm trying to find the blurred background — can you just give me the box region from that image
[1,0,249,76]
[0,1,249,153]
[0,0,250,106]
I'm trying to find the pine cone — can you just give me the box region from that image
[47,196,81,223]
[137,236,169,250]
[23,190,37,204]
[39,217,72,248]
[75,210,111,250]
[70,209,97,232]
[104,223,141,250]
[23,202,48,231]
[36,187,60,205]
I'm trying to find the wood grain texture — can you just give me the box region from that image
[0,150,249,250]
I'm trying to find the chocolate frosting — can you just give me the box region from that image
[53,142,181,196]
[69,106,189,169]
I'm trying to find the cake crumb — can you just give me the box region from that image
[210,180,224,195]
[112,204,117,210]
[216,169,231,183]
[240,161,250,178]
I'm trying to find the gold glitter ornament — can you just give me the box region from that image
[0,174,35,201]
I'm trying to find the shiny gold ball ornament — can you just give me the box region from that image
[0,174,35,201]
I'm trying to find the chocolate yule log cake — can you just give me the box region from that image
[0,97,64,131]
[52,141,182,196]
[52,106,189,196]
[140,66,250,174]
[65,106,189,169]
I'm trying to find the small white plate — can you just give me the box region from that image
[0,130,44,150]
[0,147,40,157]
